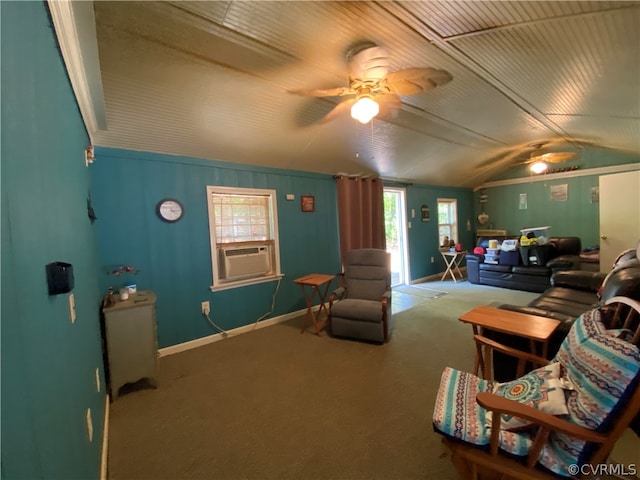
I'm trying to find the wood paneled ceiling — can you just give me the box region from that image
[78,1,639,187]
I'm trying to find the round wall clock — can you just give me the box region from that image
[156,198,184,223]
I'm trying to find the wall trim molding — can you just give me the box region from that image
[94,146,337,180]
[48,0,107,139]
[158,307,311,357]
[100,395,109,480]
[411,269,466,285]
[475,163,640,191]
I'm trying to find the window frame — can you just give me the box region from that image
[437,198,458,248]
[206,185,282,291]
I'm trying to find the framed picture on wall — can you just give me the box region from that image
[519,193,528,210]
[550,184,568,202]
[301,195,315,212]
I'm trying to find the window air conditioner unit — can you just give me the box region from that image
[219,245,271,281]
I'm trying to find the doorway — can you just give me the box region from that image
[599,170,640,271]
[384,187,409,286]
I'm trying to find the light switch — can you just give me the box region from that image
[285,194,295,201]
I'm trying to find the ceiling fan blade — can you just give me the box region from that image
[475,149,525,170]
[288,86,355,98]
[385,67,453,95]
[527,152,579,164]
[316,98,357,124]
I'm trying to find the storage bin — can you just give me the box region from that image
[519,244,552,266]
[520,226,551,245]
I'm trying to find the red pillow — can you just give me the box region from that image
[473,246,485,254]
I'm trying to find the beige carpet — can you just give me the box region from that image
[106,282,540,480]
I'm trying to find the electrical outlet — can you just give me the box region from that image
[431,256,435,263]
[69,293,76,323]
[201,301,210,315]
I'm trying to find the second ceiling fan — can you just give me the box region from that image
[290,42,453,124]
[522,143,579,173]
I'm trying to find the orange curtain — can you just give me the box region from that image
[335,176,386,265]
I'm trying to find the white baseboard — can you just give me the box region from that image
[410,274,442,284]
[100,394,110,480]
[410,267,468,285]
[158,306,311,358]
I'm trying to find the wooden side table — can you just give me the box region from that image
[440,250,467,282]
[294,273,335,335]
[458,305,560,380]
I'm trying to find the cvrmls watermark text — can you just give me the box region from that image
[567,463,637,477]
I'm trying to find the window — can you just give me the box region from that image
[206,186,281,290]
[437,198,458,248]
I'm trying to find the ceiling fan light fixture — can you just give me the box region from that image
[530,161,548,174]
[351,95,379,124]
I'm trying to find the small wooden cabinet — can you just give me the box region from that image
[102,290,158,399]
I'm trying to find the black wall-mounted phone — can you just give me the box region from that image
[46,262,74,295]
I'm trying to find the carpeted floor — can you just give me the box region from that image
[410,282,449,293]
[105,281,637,480]
[394,284,447,299]
[107,281,539,480]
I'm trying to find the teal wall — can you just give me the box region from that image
[475,175,601,246]
[90,149,477,347]
[475,149,640,248]
[405,184,475,280]
[90,148,342,348]
[474,149,640,248]
[1,2,106,479]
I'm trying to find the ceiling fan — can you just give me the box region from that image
[474,140,579,173]
[289,42,453,124]
[520,143,579,174]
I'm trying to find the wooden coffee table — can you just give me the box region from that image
[458,305,560,379]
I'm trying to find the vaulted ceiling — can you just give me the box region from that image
[61,1,640,187]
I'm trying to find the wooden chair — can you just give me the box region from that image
[433,296,640,480]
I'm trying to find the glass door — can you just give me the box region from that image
[384,187,408,286]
